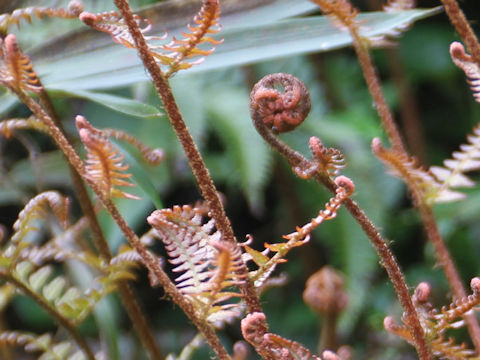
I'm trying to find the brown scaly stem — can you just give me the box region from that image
[37,89,163,360]
[441,0,480,65]
[5,273,95,360]
[346,20,480,353]
[15,91,231,360]
[349,32,407,155]
[250,112,432,360]
[113,0,263,315]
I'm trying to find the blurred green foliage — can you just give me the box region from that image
[1,0,480,359]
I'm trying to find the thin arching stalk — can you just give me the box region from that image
[14,90,231,360]
[345,17,480,353]
[250,112,432,360]
[112,0,264,318]
[38,87,163,360]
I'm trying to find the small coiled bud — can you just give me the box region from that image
[250,73,311,133]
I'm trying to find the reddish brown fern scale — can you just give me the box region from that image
[250,73,311,133]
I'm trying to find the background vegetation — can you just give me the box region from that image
[1,0,480,358]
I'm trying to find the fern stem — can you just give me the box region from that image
[349,29,406,154]
[6,274,95,360]
[113,0,263,316]
[37,88,164,360]
[345,11,480,353]
[14,89,231,360]
[417,205,480,351]
[251,116,432,360]
[441,0,480,65]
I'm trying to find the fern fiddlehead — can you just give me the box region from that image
[250,73,311,134]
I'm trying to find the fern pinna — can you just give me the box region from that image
[143,173,354,357]
[80,0,222,77]
[0,1,83,34]
[372,120,480,205]
[0,34,42,93]
[147,205,245,327]
[76,115,140,200]
[385,279,480,359]
[0,191,142,359]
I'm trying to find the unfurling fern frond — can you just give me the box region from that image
[385,279,480,359]
[159,0,223,76]
[241,312,322,360]
[76,115,140,200]
[11,191,69,244]
[371,138,466,204]
[102,127,164,165]
[10,256,137,324]
[0,116,48,139]
[80,0,222,77]
[0,1,83,33]
[0,330,103,359]
[246,176,354,289]
[450,42,480,103]
[295,137,345,179]
[0,34,42,93]
[147,205,244,326]
[79,10,156,49]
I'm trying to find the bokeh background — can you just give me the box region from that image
[1,0,480,358]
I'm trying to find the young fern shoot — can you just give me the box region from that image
[80,0,222,77]
[0,1,83,34]
[0,34,42,93]
[76,115,140,200]
[147,205,245,328]
[450,42,480,103]
[385,279,480,359]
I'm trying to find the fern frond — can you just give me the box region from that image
[450,42,480,103]
[10,258,135,324]
[0,330,103,359]
[0,34,42,93]
[372,138,465,204]
[102,128,164,165]
[76,115,140,200]
[147,205,218,294]
[0,116,48,139]
[0,1,83,33]
[433,278,480,332]
[11,191,69,244]
[159,0,223,76]
[429,123,480,197]
[80,0,222,77]
[385,279,480,359]
[264,333,322,360]
[79,10,155,49]
[147,205,243,326]
[430,336,478,359]
[241,312,321,360]
[249,176,354,288]
[295,136,345,179]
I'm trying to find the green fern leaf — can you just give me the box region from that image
[12,191,69,244]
